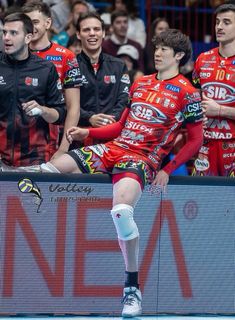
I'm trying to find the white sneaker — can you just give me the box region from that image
[122,286,142,317]
[0,159,41,172]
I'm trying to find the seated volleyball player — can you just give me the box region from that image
[42,29,204,317]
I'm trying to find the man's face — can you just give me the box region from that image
[77,17,104,53]
[154,45,180,72]
[3,21,31,60]
[154,21,169,36]
[112,16,128,38]
[215,10,235,45]
[72,3,88,26]
[25,10,51,42]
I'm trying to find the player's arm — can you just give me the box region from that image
[201,93,235,120]
[152,121,203,188]
[163,121,203,174]
[53,87,80,158]
[66,106,129,143]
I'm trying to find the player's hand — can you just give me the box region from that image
[201,93,221,117]
[89,113,116,127]
[151,169,169,193]
[66,127,89,143]
[22,101,43,117]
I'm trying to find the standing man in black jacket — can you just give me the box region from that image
[76,12,130,140]
[0,12,66,167]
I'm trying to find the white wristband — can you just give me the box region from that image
[31,107,42,116]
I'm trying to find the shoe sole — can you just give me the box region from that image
[122,310,142,317]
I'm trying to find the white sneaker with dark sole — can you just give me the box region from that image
[122,286,142,317]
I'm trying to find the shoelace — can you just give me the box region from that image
[122,291,140,305]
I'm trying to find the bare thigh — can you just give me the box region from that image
[50,154,81,173]
[113,177,142,207]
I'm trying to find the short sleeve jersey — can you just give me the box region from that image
[192,47,235,140]
[113,73,202,170]
[32,42,81,88]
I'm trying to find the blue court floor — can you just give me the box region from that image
[0,316,235,320]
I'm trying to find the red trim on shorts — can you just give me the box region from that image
[112,172,144,190]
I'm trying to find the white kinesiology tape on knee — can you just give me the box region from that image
[111,204,139,241]
[40,162,60,173]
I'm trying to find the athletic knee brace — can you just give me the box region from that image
[111,204,139,241]
[40,162,60,173]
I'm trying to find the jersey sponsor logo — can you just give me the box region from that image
[179,79,187,86]
[67,58,79,68]
[121,74,130,84]
[165,84,181,93]
[194,158,209,171]
[153,83,160,91]
[186,102,201,113]
[121,129,144,143]
[185,91,201,102]
[55,47,66,53]
[220,60,226,67]
[232,60,235,65]
[125,120,153,134]
[199,72,211,78]
[207,118,230,130]
[204,50,214,55]
[67,68,80,78]
[104,75,116,84]
[89,145,106,157]
[80,75,88,85]
[133,92,143,98]
[123,86,129,93]
[25,77,38,86]
[204,130,232,139]
[222,142,235,150]
[130,102,167,123]
[200,146,209,154]
[175,111,184,123]
[162,91,178,100]
[223,152,235,158]
[46,55,63,61]
[0,76,6,85]
[57,79,62,90]
[202,82,235,103]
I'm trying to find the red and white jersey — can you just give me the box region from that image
[193,47,235,140]
[113,73,202,170]
[32,42,81,88]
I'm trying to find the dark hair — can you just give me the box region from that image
[111,10,128,25]
[215,3,235,15]
[76,11,104,31]
[107,0,138,17]
[152,29,192,66]
[22,0,51,18]
[3,12,33,34]
[152,17,169,32]
[71,0,89,12]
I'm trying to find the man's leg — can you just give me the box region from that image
[0,153,81,174]
[42,154,82,173]
[111,177,142,317]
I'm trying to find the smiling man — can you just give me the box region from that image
[192,3,235,176]
[40,29,203,317]
[22,0,81,159]
[74,11,130,135]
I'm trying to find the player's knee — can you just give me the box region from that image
[40,162,60,173]
[111,204,139,241]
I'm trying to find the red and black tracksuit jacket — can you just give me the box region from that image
[0,52,66,166]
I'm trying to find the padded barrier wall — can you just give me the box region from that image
[0,173,234,315]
